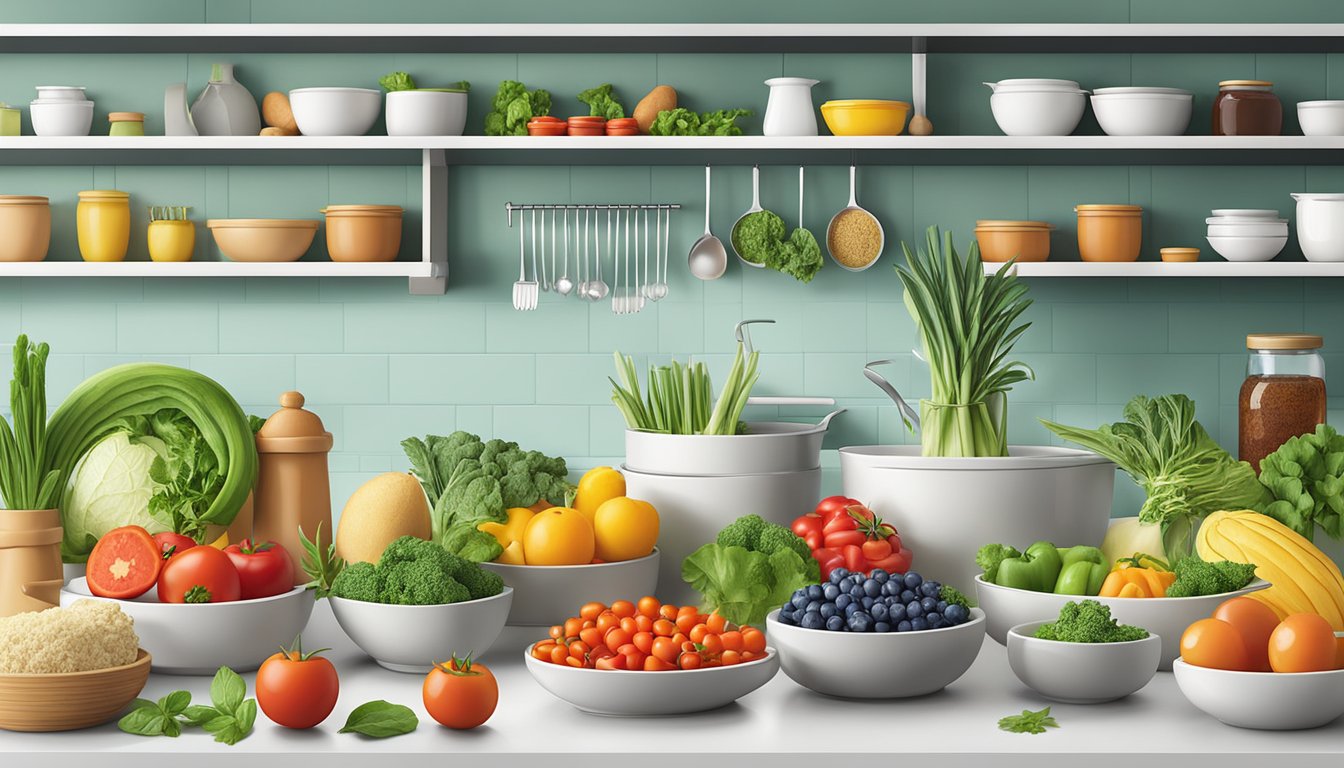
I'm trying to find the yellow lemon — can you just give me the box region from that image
[575,466,626,522]
[522,507,595,565]
[593,496,659,562]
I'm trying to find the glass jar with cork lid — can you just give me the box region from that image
[1239,333,1326,472]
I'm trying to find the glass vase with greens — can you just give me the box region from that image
[895,226,1033,458]
[0,335,61,511]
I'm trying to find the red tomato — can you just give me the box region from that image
[847,504,876,524]
[822,514,858,536]
[811,547,845,580]
[152,531,197,560]
[804,531,823,551]
[813,496,860,519]
[791,514,823,539]
[424,656,498,729]
[842,544,867,573]
[157,545,241,603]
[861,538,893,561]
[256,637,339,729]
[824,530,867,549]
[869,546,914,574]
[87,525,162,599]
[224,539,296,599]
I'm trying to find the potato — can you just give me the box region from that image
[260,126,298,136]
[634,85,677,134]
[262,91,299,133]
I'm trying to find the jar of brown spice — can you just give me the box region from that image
[1212,80,1282,136]
[1239,333,1326,472]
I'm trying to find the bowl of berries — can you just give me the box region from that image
[766,569,985,698]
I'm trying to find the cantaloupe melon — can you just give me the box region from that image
[334,472,432,564]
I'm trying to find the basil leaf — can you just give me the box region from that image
[339,700,419,738]
[162,717,182,738]
[118,706,168,737]
[210,666,245,714]
[203,714,245,745]
[158,690,191,717]
[181,705,218,727]
[233,699,257,735]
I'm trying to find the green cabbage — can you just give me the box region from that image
[1258,424,1344,541]
[62,432,169,553]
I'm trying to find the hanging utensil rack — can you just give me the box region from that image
[505,203,681,226]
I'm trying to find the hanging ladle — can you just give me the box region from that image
[730,165,767,269]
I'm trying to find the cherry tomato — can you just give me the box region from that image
[1181,618,1251,671]
[605,627,632,651]
[157,544,241,603]
[1269,613,1338,673]
[678,652,702,670]
[811,547,845,580]
[822,514,858,537]
[644,656,676,671]
[152,531,198,560]
[579,627,603,647]
[861,538,893,561]
[424,655,498,729]
[579,602,605,621]
[610,600,636,618]
[869,547,914,574]
[652,618,676,637]
[595,655,625,671]
[842,544,868,574]
[720,650,742,666]
[651,636,680,664]
[223,539,295,600]
[791,514,824,540]
[824,530,867,550]
[705,612,728,634]
[813,496,860,519]
[87,525,162,599]
[1212,597,1280,672]
[636,596,661,618]
[256,636,339,729]
[846,504,876,524]
[804,531,823,551]
[720,630,744,652]
[742,629,767,654]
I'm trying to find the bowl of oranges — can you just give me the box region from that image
[479,467,661,626]
[524,597,779,715]
[1173,596,1344,730]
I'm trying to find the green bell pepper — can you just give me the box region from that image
[994,541,1063,593]
[1054,545,1108,595]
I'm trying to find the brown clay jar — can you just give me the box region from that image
[1239,334,1326,473]
[1212,80,1282,136]
[251,391,333,585]
[0,508,63,617]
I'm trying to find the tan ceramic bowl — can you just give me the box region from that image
[1076,205,1143,262]
[0,196,51,262]
[0,649,150,732]
[1160,247,1200,263]
[207,219,319,263]
[974,221,1053,263]
[322,205,403,262]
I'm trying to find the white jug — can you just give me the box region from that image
[763,77,820,136]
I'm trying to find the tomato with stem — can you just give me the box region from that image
[424,655,498,729]
[157,543,241,603]
[256,635,339,729]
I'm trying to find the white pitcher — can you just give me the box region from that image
[763,77,820,136]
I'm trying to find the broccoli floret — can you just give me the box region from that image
[330,561,382,603]
[1165,556,1259,597]
[716,514,769,551]
[453,562,505,600]
[381,559,470,605]
[1034,600,1149,643]
[380,536,454,569]
[940,584,974,610]
[756,523,810,560]
[976,543,1022,583]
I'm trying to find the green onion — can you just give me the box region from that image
[0,335,61,510]
[610,344,759,436]
[894,226,1034,457]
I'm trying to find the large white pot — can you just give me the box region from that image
[1292,192,1344,262]
[624,410,842,476]
[839,446,1114,591]
[622,465,821,605]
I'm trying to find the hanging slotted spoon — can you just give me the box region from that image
[649,206,669,301]
[511,209,538,311]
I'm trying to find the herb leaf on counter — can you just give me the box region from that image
[300,522,345,599]
[339,700,419,738]
[999,707,1059,735]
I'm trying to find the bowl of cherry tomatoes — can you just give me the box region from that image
[61,525,313,674]
[524,597,779,715]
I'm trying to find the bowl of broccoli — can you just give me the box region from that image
[328,536,513,672]
[1007,601,1162,704]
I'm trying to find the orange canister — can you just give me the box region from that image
[77,190,131,262]
[322,204,403,263]
[0,196,51,263]
[0,507,63,617]
[1075,204,1143,262]
[974,220,1053,263]
[251,391,334,585]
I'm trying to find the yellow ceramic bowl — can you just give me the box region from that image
[821,100,911,136]
[148,220,196,263]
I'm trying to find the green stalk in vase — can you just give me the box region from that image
[894,226,1034,458]
[0,335,61,510]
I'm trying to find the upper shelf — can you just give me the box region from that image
[6,135,1344,167]
[985,262,1342,278]
[5,23,1344,54]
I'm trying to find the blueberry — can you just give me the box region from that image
[871,602,889,621]
[874,621,892,633]
[936,600,948,613]
[925,580,941,593]
[904,572,923,589]
[778,611,796,625]
[871,569,889,583]
[909,617,928,631]
[897,620,913,632]
[901,590,917,604]
[888,603,907,622]
[849,586,865,599]
[921,596,939,613]
[945,605,968,624]
[793,588,807,600]
[845,603,862,618]
[920,581,939,598]
[826,615,845,632]
[780,605,794,619]
[805,584,822,600]
[835,594,852,610]
[906,601,924,618]
[863,579,882,598]
[848,613,873,633]
[881,581,899,597]
[822,583,841,601]
[926,613,944,629]
[791,593,810,610]
[820,602,838,619]
[806,600,822,614]
[801,611,825,630]
[861,596,876,610]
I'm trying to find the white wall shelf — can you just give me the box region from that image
[0,260,443,279]
[985,261,1341,278]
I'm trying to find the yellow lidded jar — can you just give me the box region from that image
[76,190,131,262]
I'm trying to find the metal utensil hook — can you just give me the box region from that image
[734,319,775,354]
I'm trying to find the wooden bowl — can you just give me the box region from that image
[0,649,150,732]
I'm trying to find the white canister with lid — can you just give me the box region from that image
[1292,193,1344,262]
[763,77,820,136]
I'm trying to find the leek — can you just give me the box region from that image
[610,343,758,436]
[0,335,61,510]
[895,226,1034,457]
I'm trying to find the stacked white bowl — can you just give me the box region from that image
[29,85,93,136]
[985,79,1088,136]
[1091,87,1193,136]
[1297,101,1344,136]
[1205,208,1289,262]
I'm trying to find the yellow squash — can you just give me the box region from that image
[478,507,535,552]
[1196,510,1344,629]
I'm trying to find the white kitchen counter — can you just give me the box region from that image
[3,601,1341,767]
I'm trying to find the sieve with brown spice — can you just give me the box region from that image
[826,165,884,270]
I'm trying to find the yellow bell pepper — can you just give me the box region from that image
[497,540,526,565]
[1099,566,1177,598]
[478,506,536,556]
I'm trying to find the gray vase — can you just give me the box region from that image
[191,63,261,136]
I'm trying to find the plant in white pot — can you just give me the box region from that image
[840,227,1115,590]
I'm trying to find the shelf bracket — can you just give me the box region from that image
[410,148,448,295]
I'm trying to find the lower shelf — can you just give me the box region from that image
[0,260,440,278]
[985,261,1344,277]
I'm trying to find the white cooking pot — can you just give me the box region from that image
[1291,192,1344,262]
[624,406,843,476]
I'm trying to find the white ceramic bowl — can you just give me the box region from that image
[989,90,1087,136]
[34,86,87,101]
[1211,209,1280,219]
[480,551,660,626]
[1298,100,1344,136]
[623,411,841,476]
[984,79,1082,92]
[61,577,315,674]
[1173,659,1344,730]
[1007,620,1161,703]
[385,90,468,136]
[29,100,93,137]
[288,87,381,136]
[766,608,985,698]
[839,446,1114,592]
[1091,92,1193,136]
[975,576,1269,670]
[329,588,513,673]
[1292,192,1344,262]
[622,465,821,604]
[524,648,779,715]
[1205,234,1288,262]
[1206,222,1289,238]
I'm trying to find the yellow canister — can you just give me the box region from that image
[77,190,131,263]
[147,220,195,262]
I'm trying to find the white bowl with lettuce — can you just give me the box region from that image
[380,72,469,137]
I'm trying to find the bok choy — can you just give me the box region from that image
[895,226,1034,457]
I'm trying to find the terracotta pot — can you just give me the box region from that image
[1076,204,1142,262]
[252,392,333,585]
[0,508,64,617]
[322,205,403,263]
[974,220,1053,263]
[0,196,51,262]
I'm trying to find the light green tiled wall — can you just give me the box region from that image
[4,1,1344,519]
